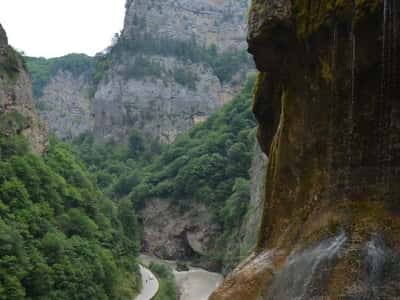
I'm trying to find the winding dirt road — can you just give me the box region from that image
[135,265,159,300]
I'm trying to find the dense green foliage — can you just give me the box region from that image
[0,116,141,299]
[26,33,252,101]
[25,54,95,98]
[148,263,177,300]
[110,34,253,83]
[72,129,163,198]
[0,46,23,82]
[131,78,256,212]
[73,76,257,269]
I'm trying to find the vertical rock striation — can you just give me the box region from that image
[211,1,400,299]
[91,0,252,143]
[0,24,47,153]
[29,0,253,143]
[37,70,93,139]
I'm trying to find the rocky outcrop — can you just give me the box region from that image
[92,0,252,143]
[0,24,47,153]
[238,143,268,256]
[31,0,252,143]
[92,57,236,143]
[37,70,92,139]
[220,142,268,274]
[211,0,400,299]
[123,0,248,52]
[139,141,266,275]
[140,198,220,265]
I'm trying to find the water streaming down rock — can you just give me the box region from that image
[379,0,398,189]
[343,3,357,199]
[346,235,396,299]
[365,236,388,289]
[266,233,347,300]
[325,22,339,200]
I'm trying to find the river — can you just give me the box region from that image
[139,254,223,300]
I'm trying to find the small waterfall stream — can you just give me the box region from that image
[267,233,347,300]
[343,1,357,200]
[378,0,398,189]
[325,23,337,200]
[365,236,388,287]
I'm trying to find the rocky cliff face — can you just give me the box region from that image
[211,0,400,299]
[92,57,233,143]
[37,70,92,139]
[31,0,252,143]
[140,143,267,273]
[141,198,220,265]
[123,0,248,52]
[0,24,47,153]
[238,143,267,257]
[216,142,268,274]
[92,0,252,143]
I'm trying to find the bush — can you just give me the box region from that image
[72,76,257,272]
[148,263,177,300]
[0,136,142,299]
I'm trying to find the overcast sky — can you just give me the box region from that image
[0,0,126,58]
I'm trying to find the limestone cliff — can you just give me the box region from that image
[140,198,220,265]
[30,0,252,143]
[140,144,267,273]
[238,143,267,257]
[0,24,47,153]
[211,0,400,299]
[37,70,92,139]
[91,0,252,143]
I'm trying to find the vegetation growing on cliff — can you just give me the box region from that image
[111,35,253,83]
[72,76,257,270]
[0,124,141,299]
[25,54,95,98]
[0,46,23,82]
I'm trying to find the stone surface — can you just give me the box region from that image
[238,142,268,256]
[32,0,252,143]
[0,24,47,153]
[123,0,249,52]
[92,0,251,143]
[141,198,220,262]
[37,70,92,139]
[92,57,239,143]
[211,0,400,299]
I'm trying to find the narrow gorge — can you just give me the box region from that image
[0,0,399,299]
[25,0,261,276]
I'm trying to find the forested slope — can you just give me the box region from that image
[0,132,141,299]
[72,76,258,271]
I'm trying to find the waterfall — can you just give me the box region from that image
[326,22,339,199]
[343,2,357,200]
[267,233,347,300]
[360,235,390,298]
[365,236,388,285]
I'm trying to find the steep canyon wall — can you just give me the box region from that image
[211,0,400,299]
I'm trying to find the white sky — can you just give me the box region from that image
[0,0,126,58]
